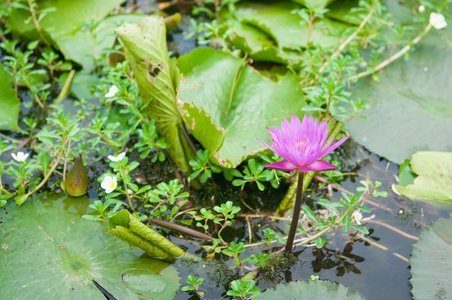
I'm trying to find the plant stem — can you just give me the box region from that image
[27,0,51,48]
[55,70,76,104]
[21,69,45,108]
[284,171,304,254]
[123,181,135,212]
[352,24,432,80]
[98,131,120,153]
[30,137,67,194]
[317,2,376,76]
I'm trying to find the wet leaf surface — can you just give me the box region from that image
[0,194,179,299]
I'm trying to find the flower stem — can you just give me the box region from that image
[123,180,135,212]
[284,171,304,254]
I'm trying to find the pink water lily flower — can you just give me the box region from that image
[257,114,349,172]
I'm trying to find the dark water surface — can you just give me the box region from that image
[170,140,451,300]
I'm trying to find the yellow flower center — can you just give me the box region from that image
[296,140,306,152]
[109,182,116,189]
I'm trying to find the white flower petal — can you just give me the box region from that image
[108,155,118,162]
[430,12,447,29]
[117,152,126,161]
[352,211,363,226]
[12,151,28,162]
[101,176,117,193]
[105,86,119,98]
[108,152,126,162]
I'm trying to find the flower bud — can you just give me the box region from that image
[64,155,88,197]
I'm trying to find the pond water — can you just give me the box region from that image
[167,139,451,300]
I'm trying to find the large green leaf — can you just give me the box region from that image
[292,0,336,10]
[340,9,452,164]
[115,16,196,174]
[56,14,144,70]
[394,152,452,202]
[177,47,306,168]
[0,194,179,299]
[0,64,20,131]
[7,0,124,39]
[259,280,364,299]
[230,1,346,49]
[220,1,349,67]
[410,217,452,299]
[6,0,125,69]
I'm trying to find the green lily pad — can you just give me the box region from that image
[56,14,144,70]
[0,195,179,299]
[0,63,20,131]
[177,47,306,168]
[410,217,452,299]
[292,0,336,10]
[7,0,126,69]
[340,10,452,164]
[326,0,364,25]
[58,71,101,101]
[232,1,346,49]
[259,280,364,299]
[7,0,124,40]
[397,158,416,187]
[394,152,452,202]
[221,1,348,66]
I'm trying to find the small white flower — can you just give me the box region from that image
[105,85,119,98]
[12,151,29,162]
[108,152,126,162]
[429,12,447,29]
[418,5,425,13]
[101,176,117,194]
[352,211,363,225]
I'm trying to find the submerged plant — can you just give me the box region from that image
[258,114,348,253]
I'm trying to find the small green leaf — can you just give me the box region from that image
[302,206,319,223]
[342,215,351,232]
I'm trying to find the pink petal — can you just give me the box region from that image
[297,166,312,172]
[304,160,338,171]
[264,160,298,171]
[257,138,276,153]
[320,136,349,158]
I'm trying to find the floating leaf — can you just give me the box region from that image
[394,152,452,202]
[341,16,452,163]
[222,0,347,62]
[397,158,416,187]
[0,64,20,131]
[6,0,133,70]
[7,0,124,40]
[0,194,179,299]
[177,47,306,167]
[410,217,452,299]
[58,71,101,100]
[56,14,144,70]
[326,0,364,25]
[259,280,364,299]
[292,0,336,10]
